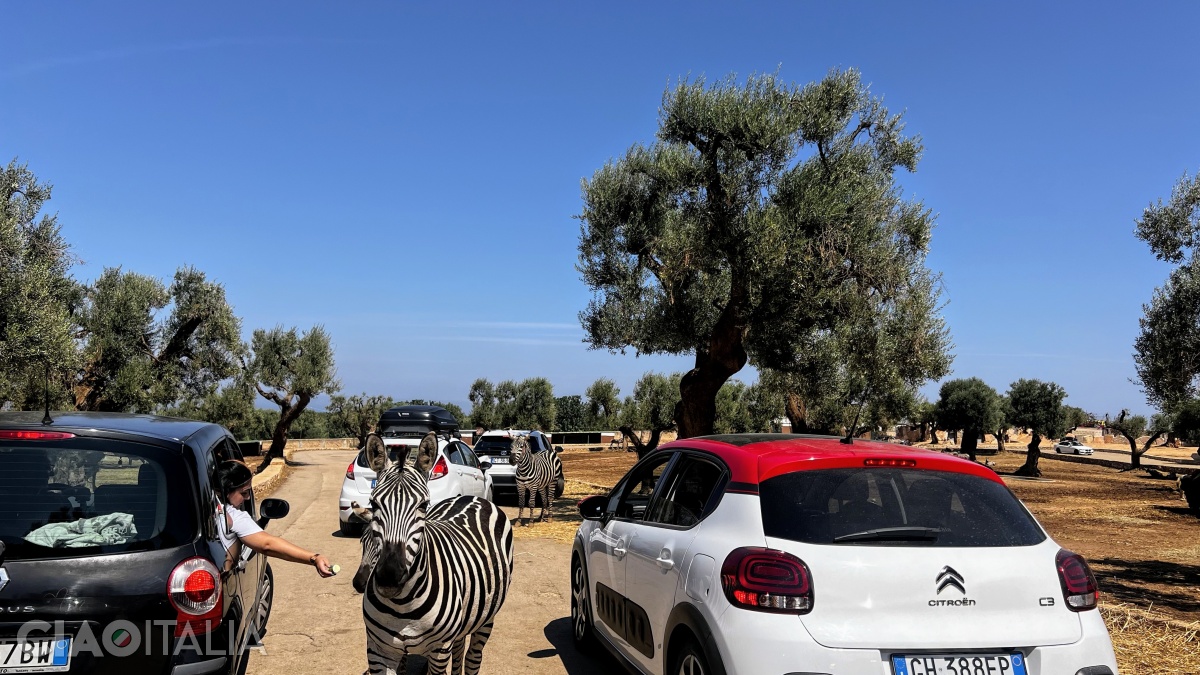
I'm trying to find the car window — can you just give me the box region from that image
[608,453,675,522]
[458,443,479,469]
[0,440,196,561]
[645,456,725,527]
[447,443,465,466]
[759,468,1047,547]
[473,437,512,456]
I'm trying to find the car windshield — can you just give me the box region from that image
[0,439,196,560]
[759,468,1046,547]
[356,445,419,469]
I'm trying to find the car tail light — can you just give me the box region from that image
[167,557,222,636]
[346,461,356,480]
[0,430,76,440]
[1056,549,1099,611]
[429,456,449,480]
[864,458,916,468]
[720,547,813,614]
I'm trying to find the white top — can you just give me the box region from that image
[215,503,263,569]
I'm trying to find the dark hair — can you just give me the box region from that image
[217,460,253,499]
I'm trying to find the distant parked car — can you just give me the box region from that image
[472,430,564,501]
[1054,438,1094,455]
[338,435,492,536]
[570,433,1117,675]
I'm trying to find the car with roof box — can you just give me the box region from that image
[570,433,1118,675]
[0,411,288,675]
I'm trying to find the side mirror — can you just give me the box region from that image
[479,459,492,472]
[554,445,563,454]
[578,495,607,521]
[257,498,290,528]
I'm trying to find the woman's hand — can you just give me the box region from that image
[312,553,335,578]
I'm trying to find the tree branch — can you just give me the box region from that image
[255,383,289,408]
[156,315,203,366]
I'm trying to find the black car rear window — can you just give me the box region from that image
[473,438,513,456]
[0,439,197,560]
[759,468,1046,547]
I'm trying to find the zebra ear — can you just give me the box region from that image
[365,433,390,473]
[414,431,438,474]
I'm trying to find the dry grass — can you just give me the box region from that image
[1101,603,1199,675]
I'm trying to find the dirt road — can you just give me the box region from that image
[246,450,618,675]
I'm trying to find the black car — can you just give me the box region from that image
[0,411,287,675]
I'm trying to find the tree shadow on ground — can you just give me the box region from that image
[542,616,621,675]
[1089,558,1200,614]
[1150,504,1197,518]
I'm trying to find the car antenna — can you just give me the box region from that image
[41,361,54,426]
[841,385,871,445]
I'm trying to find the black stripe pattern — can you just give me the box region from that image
[353,433,514,675]
[513,434,561,526]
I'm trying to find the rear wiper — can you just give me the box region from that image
[832,526,941,543]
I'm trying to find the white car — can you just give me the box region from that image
[1054,439,1095,455]
[472,429,563,501]
[338,436,493,536]
[570,434,1118,675]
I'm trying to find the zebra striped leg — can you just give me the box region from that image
[538,483,551,522]
[449,636,466,675]
[463,622,495,675]
[517,484,528,525]
[425,647,453,675]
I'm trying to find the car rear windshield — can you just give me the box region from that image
[473,438,513,456]
[355,445,417,469]
[759,468,1046,547]
[0,439,196,560]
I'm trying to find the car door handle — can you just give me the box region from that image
[613,546,627,558]
[656,549,674,570]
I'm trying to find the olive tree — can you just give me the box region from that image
[1133,169,1200,415]
[1007,379,1068,477]
[584,378,622,429]
[327,393,396,445]
[619,372,681,457]
[577,69,943,438]
[934,378,1002,462]
[246,325,339,472]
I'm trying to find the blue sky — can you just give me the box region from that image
[3,2,1198,417]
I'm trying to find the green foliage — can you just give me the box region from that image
[554,395,589,432]
[584,378,621,429]
[289,409,330,439]
[619,372,681,435]
[1134,170,1200,411]
[467,377,556,431]
[1061,406,1093,430]
[468,378,500,430]
[1107,410,1148,440]
[0,160,81,407]
[745,381,783,433]
[163,378,256,439]
[1174,399,1200,446]
[1007,379,1068,441]
[577,69,944,437]
[245,325,339,467]
[936,379,1002,436]
[327,393,396,444]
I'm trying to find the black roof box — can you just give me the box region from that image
[378,405,459,437]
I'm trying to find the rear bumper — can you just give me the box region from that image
[708,606,1119,675]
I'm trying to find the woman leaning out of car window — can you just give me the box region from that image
[216,460,334,577]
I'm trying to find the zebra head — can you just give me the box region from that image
[511,434,531,468]
[352,432,437,595]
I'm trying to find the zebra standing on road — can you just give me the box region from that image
[513,434,561,526]
[350,433,514,675]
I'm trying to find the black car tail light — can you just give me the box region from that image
[720,547,813,614]
[1056,549,1099,611]
[168,557,222,636]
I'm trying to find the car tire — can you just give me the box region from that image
[339,519,362,537]
[671,639,716,675]
[570,555,597,654]
[250,564,273,646]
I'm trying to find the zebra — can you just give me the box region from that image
[350,432,514,675]
[513,433,562,526]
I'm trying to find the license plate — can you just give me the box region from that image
[0,638,71,672]
[892,653,1026,675]
[489,457,509,464]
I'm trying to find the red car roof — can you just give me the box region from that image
[655,434,1005,490]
